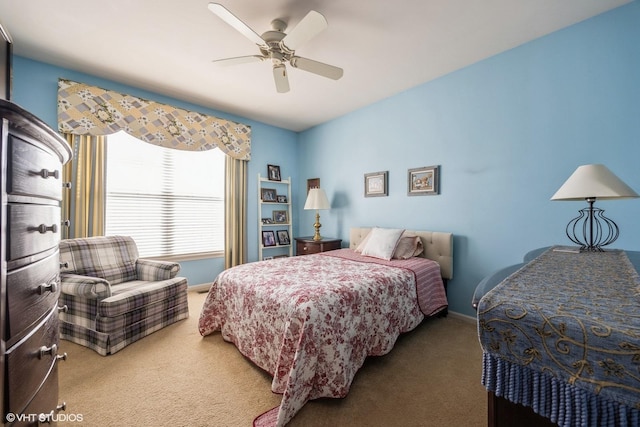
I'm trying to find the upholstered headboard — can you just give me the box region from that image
[349,227,454,280]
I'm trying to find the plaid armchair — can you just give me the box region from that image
[58,236,189,355]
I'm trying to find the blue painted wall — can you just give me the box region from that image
[297,2,640,316]
[12,2,640,316]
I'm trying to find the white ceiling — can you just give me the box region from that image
[0,0,631,132]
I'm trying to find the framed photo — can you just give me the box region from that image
[273,210,288,224]
[263,256,274,260]
[276,195,288,203]
[307,178,320,194]
[267,164,281,181]
[262,230,276,247]
[261,218,273,224]
[408,165,440,196]
[274,254,289,259]
[276,230,290,245]
[261,188,277,202]
[364,171,388,197]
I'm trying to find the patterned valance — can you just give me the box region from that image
[57,79,251,160]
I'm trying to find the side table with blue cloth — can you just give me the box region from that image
[477,247,640,427]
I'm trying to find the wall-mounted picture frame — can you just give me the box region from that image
[261,188,277,202]
[364,171,388,197]
[408,165,440,196]
[307,178,320,194]
[262,230,276,247]
[276,230,290,245]
[273,210,288,223]
[267,164,281,181]
[276,195,288,203]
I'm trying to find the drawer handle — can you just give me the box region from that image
[38,344,58,359]
[62,181,72,188]
[58,304,68,313]
[36,224,58,234]
[39,169,60,179]
[60,261,69,268]
[61,219,71,227]
[57,352,68,362]
[57,402,67,412]
[38,281,58,295]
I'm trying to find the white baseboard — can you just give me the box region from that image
[447,310,477,324]
[188,283,212,293]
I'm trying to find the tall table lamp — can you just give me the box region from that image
[304,188,330,241]
[551,164,639,251]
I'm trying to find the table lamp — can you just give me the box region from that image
[551,164,638,251]
[304,188,330,241]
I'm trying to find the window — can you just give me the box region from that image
[105,131,225,258]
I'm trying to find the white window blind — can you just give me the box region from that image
[105,131,225,258]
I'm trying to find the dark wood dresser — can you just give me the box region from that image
[1,99,72,425]
[295,237,342,256]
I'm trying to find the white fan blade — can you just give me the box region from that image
[208,3,265,47]
[273,64,290,93]
[290,57,343,80]
[281,10,327,51]
[212,55,264,66]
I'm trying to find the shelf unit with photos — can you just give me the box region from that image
[258,173,293,260]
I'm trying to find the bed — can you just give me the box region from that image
[198,227,453,426]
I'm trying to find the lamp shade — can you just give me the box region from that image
[304,188,330,210]
[551,164,639,201]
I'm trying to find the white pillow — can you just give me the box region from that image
[361,227,405,260]
[354,230,372,253]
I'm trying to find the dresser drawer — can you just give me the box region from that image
[6,308,60,416]
[7,204,61,261]
[10,365,60,427]
[7,134,64,201]
[6,252,60,344]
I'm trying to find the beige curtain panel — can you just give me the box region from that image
[62,134,106,239]
[57,79,251,160]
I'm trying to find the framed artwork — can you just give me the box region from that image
[364,171,388,197]
[408,165,440,196]
[267,164,281,181]
[262,230,276,247]
[276,195,288,203]
[307,178,320,193]
[261,218,273,224]
[261,188,277,202]
[276,230,290,245]
[273,210,288,223]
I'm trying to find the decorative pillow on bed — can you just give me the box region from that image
[392,234,424,259]
[354,230,372,253]
[361,227,405,260]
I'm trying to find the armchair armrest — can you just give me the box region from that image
[60,273,112,299]
[136,259,181,281]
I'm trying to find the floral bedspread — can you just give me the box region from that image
[198,249,447,426]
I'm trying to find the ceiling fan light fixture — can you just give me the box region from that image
[208,3,343,93]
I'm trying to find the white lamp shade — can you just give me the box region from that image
[304,188,330,210]
[551,164,639,201]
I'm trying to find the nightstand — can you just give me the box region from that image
[295,237,342,256]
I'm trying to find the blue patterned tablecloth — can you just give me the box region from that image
[477,248,640,426]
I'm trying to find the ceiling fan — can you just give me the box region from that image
[208,3,343,93]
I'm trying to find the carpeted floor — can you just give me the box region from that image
[58,290,486,426]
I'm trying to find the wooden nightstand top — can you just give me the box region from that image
[294,237,342,255]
